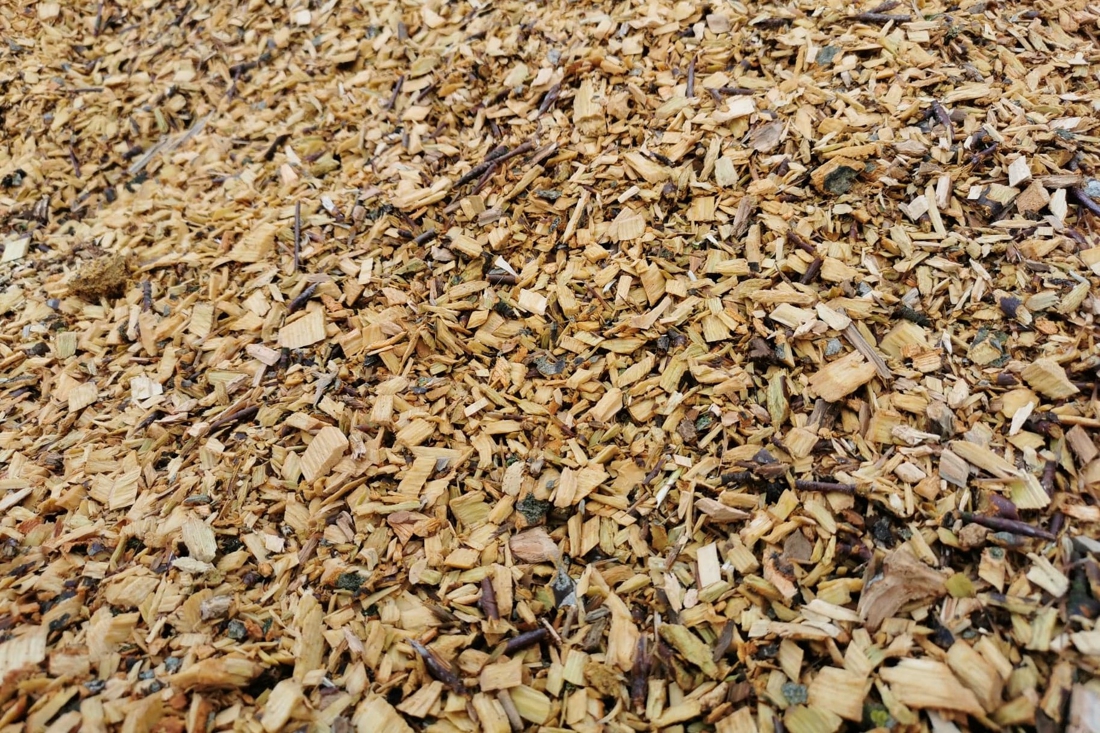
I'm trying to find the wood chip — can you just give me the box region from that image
[300,426,349,482]
[4,2,1099,730]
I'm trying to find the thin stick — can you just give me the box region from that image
[960,512,1056,540]
[711,86,755,96]
[540,617,563,645]
[795,479,855,493]
[383,75,404,111]
[497,691,523,733]
[480,576,499,621]
[537,83,561,117]
[293,201,301,273]
[800,257,823,284]
[846,12,912,22]
[456,140,535,187]
[409,640,467,694]
[287,282,317,314]
[456,150,507,187]
[686,56,695,98]
[413,228,437,247]
[1072,187,1100,216]
[503,627,547,654]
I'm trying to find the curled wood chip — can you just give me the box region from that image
[857,547,946,632]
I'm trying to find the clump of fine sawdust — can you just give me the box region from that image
[69,254,132,301]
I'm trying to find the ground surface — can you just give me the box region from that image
[2,0,1100,731]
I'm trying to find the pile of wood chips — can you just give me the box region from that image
[4,0,1100,731]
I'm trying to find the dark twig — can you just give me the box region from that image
[471,162,499,195]
[1071,187,1100,217]
[503,627,547,655]
[208,404,258,433]
[293,201,301,273]
[383,75,404,111]
[711,86,755,96]
[1041,460,1058,495]
[932,101,954,144]
[630,636,649,712]
[480,577,499,621]
[455,143,517,187]
[960,512,1056,540]
[486,140,536,167]
[409,640,467,694]
[413,228,437,247]
[686,56,695,98]
[800,257,823,284]
[537,83,561,117]
[69,146,82,178]
[787,230,817,255]
[846,12,912,22]
[795,479,856,493]
[288,283,317,314]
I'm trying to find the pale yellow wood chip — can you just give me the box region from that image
[261,679,304,733]
[809,351,877,402]
[67,382,98,412]
[300,426,348,482]
[278,308,326,349]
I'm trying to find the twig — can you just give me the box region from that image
[480,576,499,621]
[293,201,301,273]
[541,616,564,645]
[537,83,561,117]
[455,146,511,187]
[960,512,1056,540]
[1041,460,1058,495]
[630,636,649,712]
[208,404,258,433]
[795,479,856,493]
[69,146,82,178]
[413,228,437,247]
[497,691,523,733]
[720,471,754,485]
[787,230,817,255]
[711,86,755,96]
[383,75,404,111]
[503,627,547,654]
[800,257,823,284]
[409,640,467,694]
[970,142,998,166]
[1071,187,1100,217]
[471,162,499,194]
[686,56,695,98]
[846,12,912,22]
[288,282,317,314]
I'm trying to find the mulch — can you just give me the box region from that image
[2,0,1100,731]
